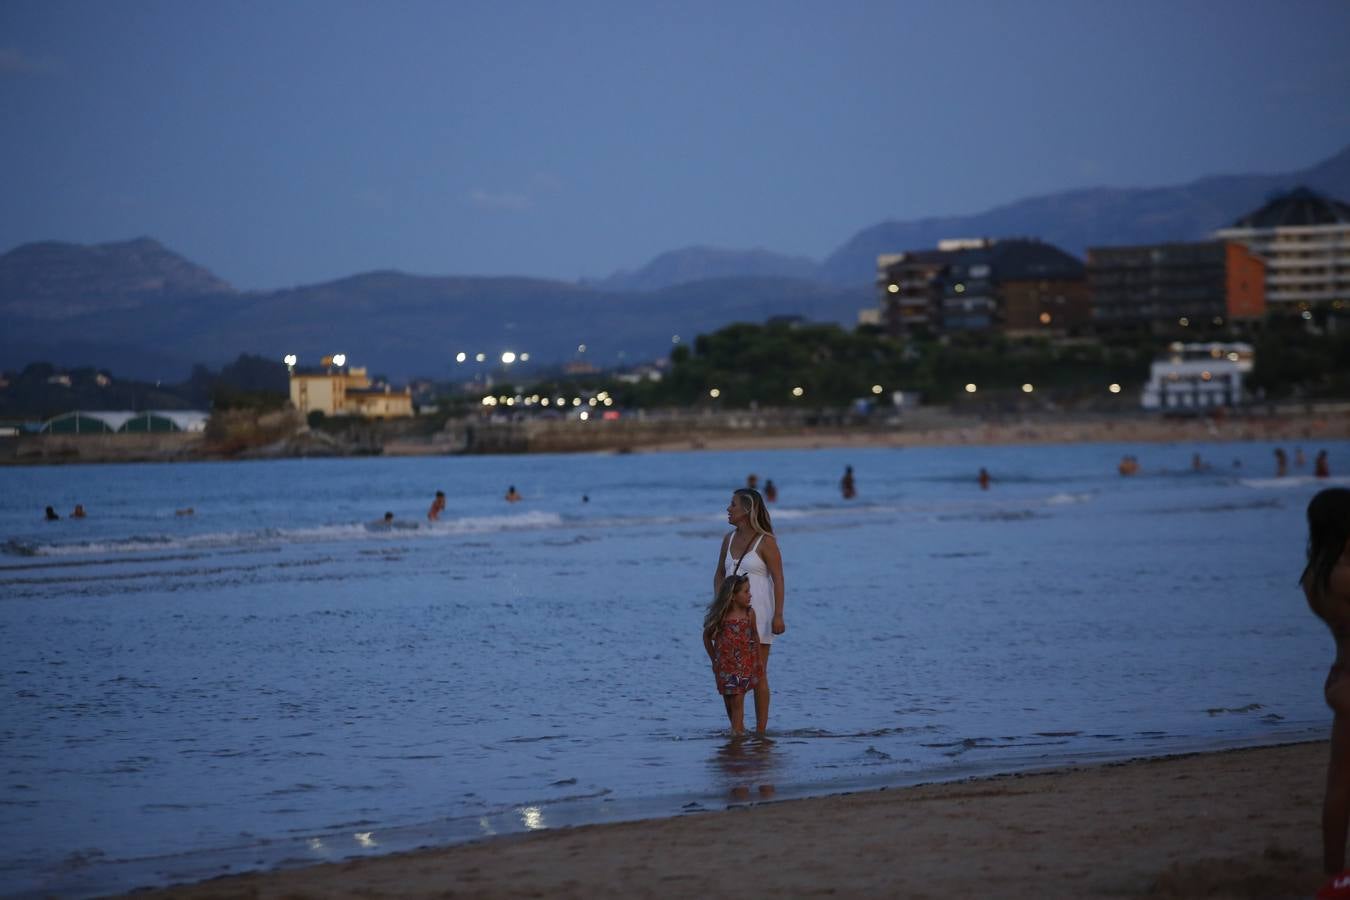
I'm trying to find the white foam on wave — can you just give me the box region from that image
[1240,475,1350,490]
[1045,492,1094,505]
[19,511,567,557]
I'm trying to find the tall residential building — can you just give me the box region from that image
[1086,241,1265,336]
[1213,187,1350,318]
[875,239,1087,337]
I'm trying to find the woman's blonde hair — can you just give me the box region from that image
[732,488,774,536]
[703,574,748,641]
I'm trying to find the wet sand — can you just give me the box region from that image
[632,409,1350,454]
[130,741,1329,899]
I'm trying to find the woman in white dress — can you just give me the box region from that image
[714,488,786,734]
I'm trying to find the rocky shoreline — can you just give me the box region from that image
[3,404,1348,465]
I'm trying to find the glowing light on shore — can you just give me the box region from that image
[871,384,882,394]
[965,383,977,393]
[475,352,486,362]
[1109,383,1122,394]
[709,388,721,398]
[791,386,804,397]
[332,354,347,367]
[283,354,297,368]
[578,411,589,421]
[501,351,517,365]
[1022,383,1034,393]
[455,352,467,363]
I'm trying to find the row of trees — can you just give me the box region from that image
[508,320,1350,411]
[0,355,289,419]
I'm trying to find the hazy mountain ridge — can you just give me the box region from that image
[4,143,1349,380]
[818,144,1350,283]
[1,269,867,381]
[0,237,235,320]
[599,245,821,291]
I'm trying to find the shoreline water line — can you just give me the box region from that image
[17,733,1317,898]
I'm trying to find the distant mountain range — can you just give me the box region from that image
[3,143,1347,380]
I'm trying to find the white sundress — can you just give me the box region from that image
[723,533,776,645]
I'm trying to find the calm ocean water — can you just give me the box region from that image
[2,440,1347,896]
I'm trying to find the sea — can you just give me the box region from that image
[2,440,1347,897]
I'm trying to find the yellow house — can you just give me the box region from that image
[289,366,414,419]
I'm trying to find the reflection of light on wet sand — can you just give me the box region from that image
[478,817,496,836]
[354,831,377,848]
[521,806,546,830]
[307,837,329,855]
[712,736,778,801]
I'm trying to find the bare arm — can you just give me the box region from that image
[703,629,716,662]
[759,534,786,634]
[713,532,730,595]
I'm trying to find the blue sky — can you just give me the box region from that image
[3,0,1349,289]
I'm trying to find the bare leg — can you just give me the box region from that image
[753,645,772,735]
[1326,689,1350,872]
[723,693,746,735]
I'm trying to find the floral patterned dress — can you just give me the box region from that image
[714,616,761,696]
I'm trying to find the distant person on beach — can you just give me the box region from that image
[505,486,522,503]
[1319,451,1333,479]
[44,506,59,521]
[978,468,991,490]
[715,488,786,735]
[71,504,87,518]
[427,491,446,521]
[1276,448,1289,477]
[1299,488,1350,887]
[1117,455,1139,477]
[1191,453,1209,473]
[382,511,394,525]
[175,507,195,517]
[1298,447,1308,469]
[702,574,761,736]
[746,473,758,491]
[840,466,856,499]
[763,480,777,503]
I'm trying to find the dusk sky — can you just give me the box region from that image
[3,1,1349,290]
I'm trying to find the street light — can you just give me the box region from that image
[870,384,883,395]
[456,352,467,363]
[283,354,297,370]
[501,351,517,365]
[791,386,804,397]
[332,353,347,367]
[965,383,977,393]
[1109,383,1122,394]
[1021,383,1034,393]
[709,388,721,398]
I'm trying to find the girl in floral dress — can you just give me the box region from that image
[702,574,761,735]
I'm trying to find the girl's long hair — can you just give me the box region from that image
[1301,488,1350,602]
[704,574,748,641]
[732,488,774,536]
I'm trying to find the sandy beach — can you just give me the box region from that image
[129,741,1330,899]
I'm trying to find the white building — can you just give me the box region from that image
[1213,187,1350,317]
[1141,342,1254,411]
